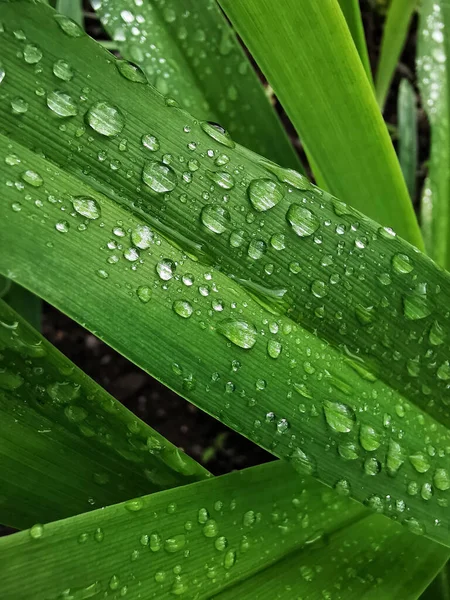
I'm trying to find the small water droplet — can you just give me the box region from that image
[434,468,450,491]
[364,457,381,476]
[392,253,414,274]
[223,549,236,569]
[55,220,70,233]
[206,170,235,190]
[202,519,219,538]
[29,523,44,539]
[173,300,193,319]
[21,169,43,187]
[54,13,84,37]
[47,90,78,117]
[200,121,235,148]
[53,59,74,81]
[156,259,175,281]
[164,534,186,553]
[359,424,381,451]
[267,339,282,359]
[141,134,160,151]
[23,44,42,64]
[409,452,431,473]
[201,204,231,234]
[116,59,147,83]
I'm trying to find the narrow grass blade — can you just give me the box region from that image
[0,276,41,329]
[92,0,302,171]
[421,561,450,599]
[417,0,450,268]
[216,514,450,600]
[375,0,418,110]
[0,299,208,529]
[398,78,418,200]
[219,0,423,247]
[56,0,83,27]
[1,1,450,547]
[0,461,365,600]
[337,0,373,84]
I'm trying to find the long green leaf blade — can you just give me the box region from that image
[398,78,418,200]
[216,514,450,600]
[1,1,450,547]
[417,0,450,268]
[0,277,41,329]
[56,0,83,27]
[337,0,373,84]
[0,461,365,599]
[218,0,423,247]
[0,299,208,529]
[91,0,301,171]
[375,0,418,110]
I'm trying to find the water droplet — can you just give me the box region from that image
[267,339,282,358]
[392,253,414,274]
[311,280,327,298]
[223,549,236,569]
[215,536,228,551]
[409,452,431,473]
[47,381,80,404]
[334,479,351,496]
[116,59,147,83]
[86,101,125,136]
[290,447,316,474]
[72,196,100,220]
[277,418,289,434]
[201,121,235,148]
[142,161,177,193]
[286,204,320,237]
[217,319,257,349]
[131,224,153,249]
[364,457,381,476]
[11,97,28,114]
[247,178,284,212]
[55,220,70,233]
[124,498,143,512]
[21,169,43,187]
[29,523,44,539]
[156,259,175,281]
[202,519,219,537]
[53,59,74,81]
[338,442,359,460]
[429,320,445,345]
[434,468,450,490]
[200,204,231,234]
[141,134,160,151]
[173,300,193,319]
[323,400,355,433]
[109,575,120,591]
[242,510,256,526]
[0,61,5,85]
[164,534,186,553]
[206,170,235,190]
[198,508,209,524]
[403,292,431,320]
[23,44,42,64]
[359,424,381,451]
[386,439,404,476]
[150,532,162,552]
[54,13,84,37]
[404,517,425,536]
[47,90,78,117]
[378,226,397,240]
[437,361,450,380]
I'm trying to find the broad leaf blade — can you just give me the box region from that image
[216,514,450,600]
[92,0,302,171]
[1,2,450,547]
[0,461,365,599]
[0,299,208,529]
[56,0,83,26]
[398,78,418,200]
[219,0,423,247]
[337,0,373,84]
[417,0,450,268]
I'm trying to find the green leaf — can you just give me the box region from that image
[56,0,83,27]
[417,0,450,268]
[0,299,208,529]
[337,0,373,84]
[0,460,365,599]
[421,561,450,600]
[0,276,41,330]
[91,0,302,171]
[1,1,450,547]
[216,514,450,599]
[398,78,417,200]
[218,0,423,247]
[375,0,418,110]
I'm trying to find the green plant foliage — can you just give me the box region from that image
[375,0,418,110]
[0,461,366,599]
[417,0,450,269]
[0,299,208,529]
[56,0,83,26]
[91,0,301,171]
[398,78,418,200]
[218,0,423,247]
[337,0,373,84]
[217,515,449,599]
[1,1,450,548]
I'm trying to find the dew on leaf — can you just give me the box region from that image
[156,259,175,281]
[201,204,231,234]
[47,91,78,118]
[247,178,284,212]
[142,161,177,193]
[200,121,235,148]
[72,196,101,220]
[53,59,74,81]
[116,59,147,83]
[217,319,257,349]
[21,170,43,187]
[23,44,42,64]
[173,300,193,319]
[86,101,125,137]
[323,400,355,433]
[141,134,160,152]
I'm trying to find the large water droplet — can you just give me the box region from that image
[131,225,153,249]
[23,44,42,64]
[86,101,125,136]
[72,196,101,220]
[217,319,257,349]
[141,134,160,151]
[201,204,231,234]
[54,13,84,37]
[164,534,186,553]
[403,293,431,320]
[47,90,78,117]
[21,170,43,187]
[386,439,404,476]
[136,286,152,303]
[409,452,430,473]
[323,400,355,433]
[156,259,175,281]
[359,424,381,451]
[247,178,284,212]
[286,204,320,237]
[223,549,236,569]
[202,519,219,538]
[206,170,235,190]
[267,339,282,359]
[434,468,450,490]
[392,253,414,274]
[53,59,74,81]
[142,161,177,193]
[290,447,316,474]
